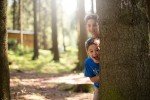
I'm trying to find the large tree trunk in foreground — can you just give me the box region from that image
[0,0,11,99]
[147,0,150,53]
[96,0,150,99]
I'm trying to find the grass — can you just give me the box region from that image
[8,46,78,74]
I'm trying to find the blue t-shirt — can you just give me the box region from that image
[84,57,100,88]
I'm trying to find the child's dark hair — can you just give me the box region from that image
[85,38,100,50]
[84,13,99,23]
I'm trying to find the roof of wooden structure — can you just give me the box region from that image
[7,30,34,35]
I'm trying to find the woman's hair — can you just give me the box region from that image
[84,13,99,23]
[85,37,100,50]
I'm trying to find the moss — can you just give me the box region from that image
[101,87,125,100]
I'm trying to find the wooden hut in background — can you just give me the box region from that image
[7,30,33,48]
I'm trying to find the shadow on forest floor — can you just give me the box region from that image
[10,71,93,100]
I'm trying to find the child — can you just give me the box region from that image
[84,13,100,38]
[84,37,100,100]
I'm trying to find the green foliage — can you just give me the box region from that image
[8,43,32,56]
[8,39,17,50]
[16,44,32,55]
[8,48,77,74]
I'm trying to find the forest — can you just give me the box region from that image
[0,0,150,100]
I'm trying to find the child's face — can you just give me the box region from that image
[87,44,100,63]
[86,19,99,38]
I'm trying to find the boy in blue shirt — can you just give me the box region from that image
[84,37,100,100]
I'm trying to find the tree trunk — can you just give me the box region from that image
[147,0,150,30]
[0,0,11,99]
[147,0,150,53]
[32,0,39,60]
[59,2,66,52]
[42,9,48,49]
[51,0,59,62]
[12,0,17,30]
[76,0,87,71]
[96,0,150,99]
[18,0,23,45]
[62,28,66,52]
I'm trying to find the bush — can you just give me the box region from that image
[15,44,32,55]
[8,39,32,55]
[8,39,18,50]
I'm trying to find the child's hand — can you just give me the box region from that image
[90,76,100,83]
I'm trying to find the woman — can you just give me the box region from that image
[84,13,100,38]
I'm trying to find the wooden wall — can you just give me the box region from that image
[7,30,33,48]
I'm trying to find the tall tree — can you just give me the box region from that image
[21,0,33,31]
[58,1,66,52]
[32,0,39,60]
[42,9,48,49]
[0,0,11,99]
[12,0,17,30]
[59,2,66,52]
[76,0,87,71]
[18,0,23,44]
[51,0,59,61]
[96,0,150,99]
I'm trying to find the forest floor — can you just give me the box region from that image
[10,71,93,100]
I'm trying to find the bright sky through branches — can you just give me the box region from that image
[62,0,77,14]
[61,0,96,14]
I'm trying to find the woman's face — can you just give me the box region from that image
[86,19,99,38]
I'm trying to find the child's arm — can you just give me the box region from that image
[89,75,100,83]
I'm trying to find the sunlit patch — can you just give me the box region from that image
[10,64,19,69]
[42,73,92,85]
[10,72,93,99]
[21,94,47,100]
[10,77,21,87]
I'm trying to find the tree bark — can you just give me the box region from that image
[146,0,150,53]
[32,0,39,60]
[0,0,11,99]
[18,0,23,45]
[12,0,17,30]
[75,0,87,71]
[51,0,59,62]
[147,0,150,28]
[96,0,150,99]
[42,9,48,49]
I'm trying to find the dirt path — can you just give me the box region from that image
[10,71,93,100]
